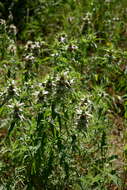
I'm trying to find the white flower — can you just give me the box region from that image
[60,36,66,43]
[24,54,35,62]
[25,41,33,50]
[9,24,17,35]
[0,19,6,25]
[25,41,41,51]
[68,44,78,51]
[34,41,41,48]
[8,44,17,55]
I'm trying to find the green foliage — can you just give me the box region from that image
[0,0,127,189]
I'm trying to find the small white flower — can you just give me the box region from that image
[34,41,41,48]
[60,36,66,43]
[25,41,33,50]
[9,24,17,35]
[25,41,41,51]
[8,44,17,54]
[0,19,6,25]
[24,54,35,62]
[68,44,78,51]
[51,52,59,57]
[8,11,13,22]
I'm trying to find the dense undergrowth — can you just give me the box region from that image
[0,0,127,189]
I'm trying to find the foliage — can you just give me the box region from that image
[0,0,127,189]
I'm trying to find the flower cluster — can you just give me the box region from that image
[8,24,17,36]
[7,39,17,55]
[0,19,6,33]
[25,41,41,53]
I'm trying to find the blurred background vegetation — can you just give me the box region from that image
[0,0,127,44]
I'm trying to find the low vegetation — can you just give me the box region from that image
[0,0,127,189]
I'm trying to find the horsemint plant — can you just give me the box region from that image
[1,6,127,187]
[0,62,122,190]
